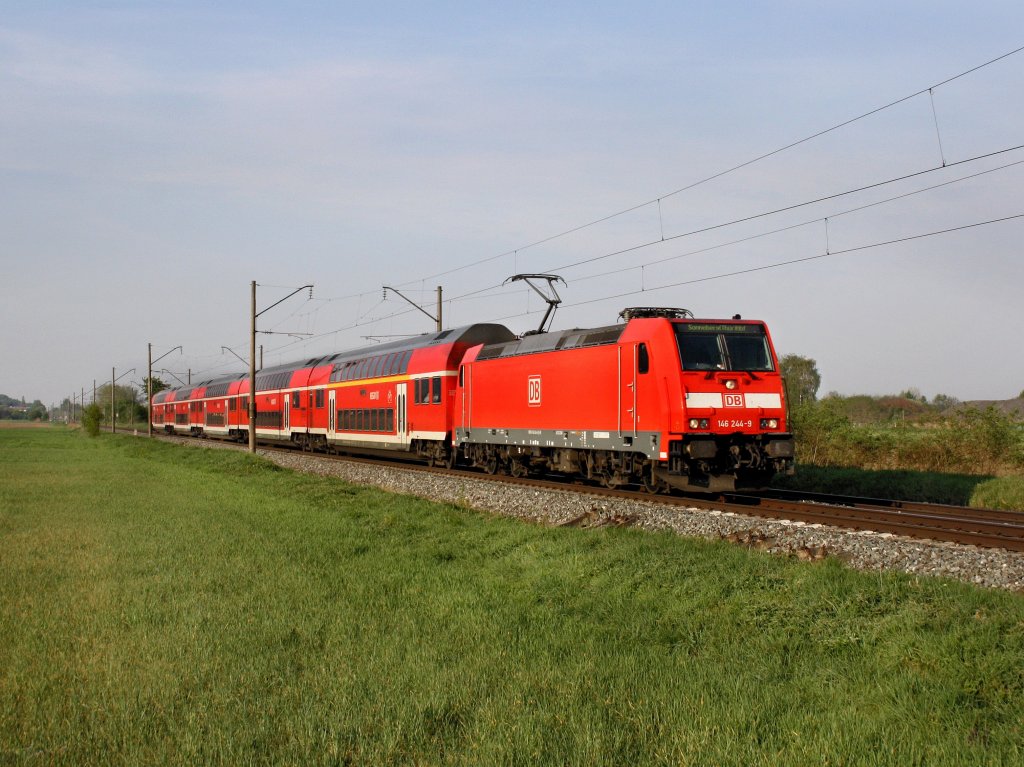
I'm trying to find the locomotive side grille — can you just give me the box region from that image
[476,325,624,361]
[576,328,623,347]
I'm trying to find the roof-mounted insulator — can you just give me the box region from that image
[618,307,694,321]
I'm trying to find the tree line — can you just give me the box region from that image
[0,394,47,421]
[778,355,1023,474]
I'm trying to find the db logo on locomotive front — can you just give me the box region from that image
[528,375,542,406]
[723,393,745,408]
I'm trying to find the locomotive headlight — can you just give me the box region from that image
[760,418,779,429]
[688,418,710,430]
[724,379,737,390]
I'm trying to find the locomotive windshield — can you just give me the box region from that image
[675,323,774,372]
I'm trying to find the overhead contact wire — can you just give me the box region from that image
[566,212,1024,308]
[395,44,1024,288]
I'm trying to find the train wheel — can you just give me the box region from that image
[483,455,499,475]
[642,473,669,494]
[509,460,528,478]
[424,444,442,467]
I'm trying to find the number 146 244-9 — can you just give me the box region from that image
[717,419,753,429]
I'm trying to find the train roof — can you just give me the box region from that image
[155,323,515,400]
[310,323,514,369]
[473,312,771,363]
[475,323,624,361]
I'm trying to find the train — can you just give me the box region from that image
[151,307,794,491]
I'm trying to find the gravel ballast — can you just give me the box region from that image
[165,436,1024,592]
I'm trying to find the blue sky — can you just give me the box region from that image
[2,2,1023,406]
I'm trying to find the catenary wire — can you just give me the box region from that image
[202,51,1024,367]
[565,212,1024,308]
[544,144,1024,275]
[568,155,1024,284]
[389,44,1024,288]
[256,157,1023,364]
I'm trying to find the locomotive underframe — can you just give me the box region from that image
[454,428,794,492]
[162,423,794,493]
[660,434,795,492]
[459,441,651,487]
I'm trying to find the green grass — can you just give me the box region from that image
[2,428,1024,765]
[969,476,1024,512]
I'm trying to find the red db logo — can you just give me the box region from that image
[528,376,542,406]
[723,393,745,408]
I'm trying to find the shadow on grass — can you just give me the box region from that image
[772,464,996,506]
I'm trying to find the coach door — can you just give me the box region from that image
[283,395,290,433]
[461,364,471,432]
[396,382,409,448]
[329,390,336,435]
[619,345,640,439]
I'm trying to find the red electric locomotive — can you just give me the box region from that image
[453,308,794,491]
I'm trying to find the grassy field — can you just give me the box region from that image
[2,428,1024,765]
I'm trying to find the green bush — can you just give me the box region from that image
[789,400,852,465]
[82,403,103,437]
[951,406,1018,472]
[790,403,1024,475]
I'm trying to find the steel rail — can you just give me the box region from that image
[152,434,1024,552]
[301,449,1024,552]
[751,488,1024,524]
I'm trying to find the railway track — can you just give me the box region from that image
[486,472,1024,552]
[714,490,1024,552]
[283,445,1024,553]
[158,434,1024,553]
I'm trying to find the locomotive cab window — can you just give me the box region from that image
[675,323,774,372]
[637,343,650,374]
